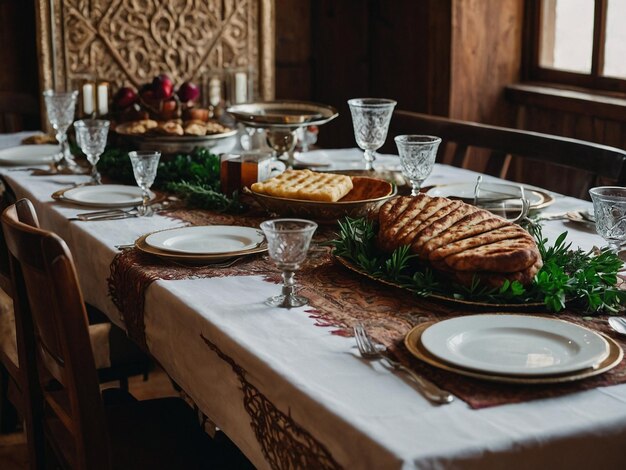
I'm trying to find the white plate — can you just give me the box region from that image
[295,151,331,167]
[426,183,545,208]
[145,226,265,255]
[60,184,154,208]
[420,315,609,376]
[0,145,59,166]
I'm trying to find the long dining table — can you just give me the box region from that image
[1,133,626,470]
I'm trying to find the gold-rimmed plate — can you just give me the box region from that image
[426,183,555,210]
[135,228,267,264]
[404,322,623,384]
[244,176,396,224]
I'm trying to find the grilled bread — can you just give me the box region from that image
[250,169,353,202]
[377,195,541,287]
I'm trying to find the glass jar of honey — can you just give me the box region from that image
[220,151,285,195]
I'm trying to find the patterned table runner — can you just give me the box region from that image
[107,209,626,409]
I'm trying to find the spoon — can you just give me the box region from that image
[608,317,626,335]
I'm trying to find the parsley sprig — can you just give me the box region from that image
[332,217,626,313]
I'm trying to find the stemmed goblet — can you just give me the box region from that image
[74,119,110,185]
[589,186,626,253]
[260,219,318,308]
[128,151,161,216]
[394,135,441,196]
[348,98,397,170]
[43,90,79,171]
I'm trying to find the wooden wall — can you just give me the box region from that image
[0,0,40,129]
[275,0,525,154]
[506,86,626,196]
[449,0,523,126]
[275,0,452,150]
[446,0,524,171]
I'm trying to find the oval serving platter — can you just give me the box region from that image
[334,255,546,310]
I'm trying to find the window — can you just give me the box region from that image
[526,0,626,93]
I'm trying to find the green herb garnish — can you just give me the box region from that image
[332,217,626,313]
[98,147,239,212]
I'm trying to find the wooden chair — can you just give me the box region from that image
[2,199,250,469]
[0,92,40,133]
[388,110,626,199]
[0,187,149,434]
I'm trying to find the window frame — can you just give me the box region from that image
[524,0,626,94]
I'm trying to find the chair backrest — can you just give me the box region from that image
[2,199,110,470]
[0,92,40,133]
[389,110,626,199]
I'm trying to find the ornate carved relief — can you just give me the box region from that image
[36,0,274,99]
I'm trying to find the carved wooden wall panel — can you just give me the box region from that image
[36,0,274,99]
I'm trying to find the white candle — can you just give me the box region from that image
[234,72,247,103]
[97,83,108,115]
[82,83,94,115]
[209,77,221,107]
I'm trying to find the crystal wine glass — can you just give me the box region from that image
[260,219,318,308]
[128,151,161,216]
[589,186,626,253]
[394,135,441,195]
[43,90,79,171]
[74,119,110,185]
[348,98,397,170]
[266,128,298,168]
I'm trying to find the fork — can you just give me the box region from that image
[353,323,454,404]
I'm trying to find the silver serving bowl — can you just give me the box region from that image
[226,101,339,128]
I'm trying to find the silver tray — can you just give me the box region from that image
[226,101,339,128]
[119,129,238,154]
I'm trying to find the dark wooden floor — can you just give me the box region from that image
[0,366,179,469]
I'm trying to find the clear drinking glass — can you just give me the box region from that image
[394,135,441,195]
[348,98,397,170]
[260,219,318,308]
[128,151,161,216]
[74,119,110,184]
[589,186,626,253]
[473,176,530,223]
[43,90,79,170]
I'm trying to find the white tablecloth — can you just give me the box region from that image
[0,135,624,470]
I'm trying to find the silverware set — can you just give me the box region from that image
[68,204,163,221]
[353,323,453,405]
[536,210,595,226]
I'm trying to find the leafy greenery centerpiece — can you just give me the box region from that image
[332,217,626,313]
[97,147,243,212]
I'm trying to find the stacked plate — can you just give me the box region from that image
[52,184,157,208]
[0,145,59,166]
[135,225,267,264]
[404,314,623,384]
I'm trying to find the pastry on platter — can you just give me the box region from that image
[251,169,354,202]
[377,195,541,287]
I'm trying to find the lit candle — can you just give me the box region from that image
[234,72,247,103]
[97,83,109,115]
[82,83,94,115]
